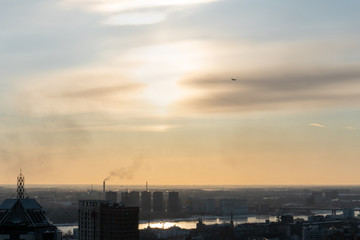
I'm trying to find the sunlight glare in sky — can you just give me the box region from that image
[126,42,205,113]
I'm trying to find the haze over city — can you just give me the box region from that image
[1,0,360,185]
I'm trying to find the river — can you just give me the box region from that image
[57,210,346,235]
[56,214,310,234]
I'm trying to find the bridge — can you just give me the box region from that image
[274,206,360,216]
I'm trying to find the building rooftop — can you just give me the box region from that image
[0,198,42,210]
[0,198,51,227]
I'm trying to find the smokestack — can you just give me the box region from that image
[103,180,105,196]
[146,181,148,191]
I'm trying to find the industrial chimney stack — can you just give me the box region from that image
[103,180,106,197]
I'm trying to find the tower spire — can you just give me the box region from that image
[17,169,25,199]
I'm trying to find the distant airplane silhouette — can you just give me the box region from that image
[231,78,237,81]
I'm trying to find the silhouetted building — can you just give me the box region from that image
[302,225,325,240]
[204,198,216,214]
[308,215,325,223]
[153,192,164,212]
[106,191,118,203]
[220,198,248,215]
[343,208,354,219]
[121,191,140,207]
[73,228,79,239]
[281,215,294,224]
[0,171,61,240]
[79,200,106,240]
[141,191,151,212]
[187,198,216,214]
[193,218,234,240]
[100,203,139,240]
[257,203,270,214]
[308,191,323,205]
[121,192,129,206]
[324,190,339,200]
[79,200,139,240]
[168,192,180,213]
[141,226,189,240]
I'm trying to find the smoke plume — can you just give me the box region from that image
[104,156,143,182]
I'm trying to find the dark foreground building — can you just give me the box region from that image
[0,171,61,240]
[79,200,139,240]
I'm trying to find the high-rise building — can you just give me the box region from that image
[168,192,180,213]
[0,171,61,240]
[302,225,325,240]
[219,198,248,215]
[79,200,139,240]
[79,200,105,240]
[100,204,139,240]
[153,192,164,212]
[106,191,118,203]
[141,191,151,212]
[121,191,140,207]
[121,192,129,206]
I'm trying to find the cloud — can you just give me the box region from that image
[60,0,218,25]
[44,123,179,133]
[60,83,144,99]
[310,123,327,128]
[102,12,166,25]
[0,113,92,178]
[61,0,218,12]
[178,65,360,114]
[345,126,357,130]
[10,67,148,117]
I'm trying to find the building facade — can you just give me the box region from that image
[152,192,164,212]
[141,191,151,212]
[168,192,180,213]
[121,191,140,207]
[220,198,248,215]
[79,200,139,240]
[106,191,118,203]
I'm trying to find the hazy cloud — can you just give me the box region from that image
[60,0,218,25]
[102,12,166,25]
[0,114,91,178]
[61,0,218,12]
[60,83,144,99]
[310,123,327,128]
[179,65,360,114]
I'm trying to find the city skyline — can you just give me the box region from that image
[1,0,360,185]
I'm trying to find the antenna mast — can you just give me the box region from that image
[17,169,25,199]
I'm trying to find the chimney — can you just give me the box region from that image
[103,180,106,196]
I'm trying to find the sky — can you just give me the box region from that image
[1,0,360,186]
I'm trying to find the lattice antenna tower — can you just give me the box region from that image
[17,169,25,199]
